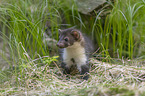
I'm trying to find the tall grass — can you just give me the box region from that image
[86,0,145,59]
[0,0,63,59]
[0,0,61,85]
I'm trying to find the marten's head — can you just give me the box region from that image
[57,28,82,48]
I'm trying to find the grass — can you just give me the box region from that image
[0,0,145,95]
[1,58,145,95]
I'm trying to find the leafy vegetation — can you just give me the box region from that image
[0,0,145,95]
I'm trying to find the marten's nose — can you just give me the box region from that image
[57,43,64,48]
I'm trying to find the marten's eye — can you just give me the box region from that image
[64,37,68,42]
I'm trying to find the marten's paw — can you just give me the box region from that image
[60,62,71,74]
[81,74,89,80]
[80,65,90,80]
[63,68,71,74]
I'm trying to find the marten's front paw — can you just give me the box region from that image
[81,74,89,80]
[63,68,71,75]
[80,65,90,80]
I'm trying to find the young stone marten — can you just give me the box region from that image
[57,28,94,80]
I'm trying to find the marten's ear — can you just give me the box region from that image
[71,30,80,40]
[58,29,62,34]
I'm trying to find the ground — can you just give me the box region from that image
[1,57,145,95]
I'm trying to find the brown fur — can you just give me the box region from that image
[57,28,94,80]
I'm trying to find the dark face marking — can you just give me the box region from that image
[57,28,81,48]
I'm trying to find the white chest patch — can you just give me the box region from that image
[63,42,87,70]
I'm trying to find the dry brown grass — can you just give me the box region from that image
[1,57,145,96]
